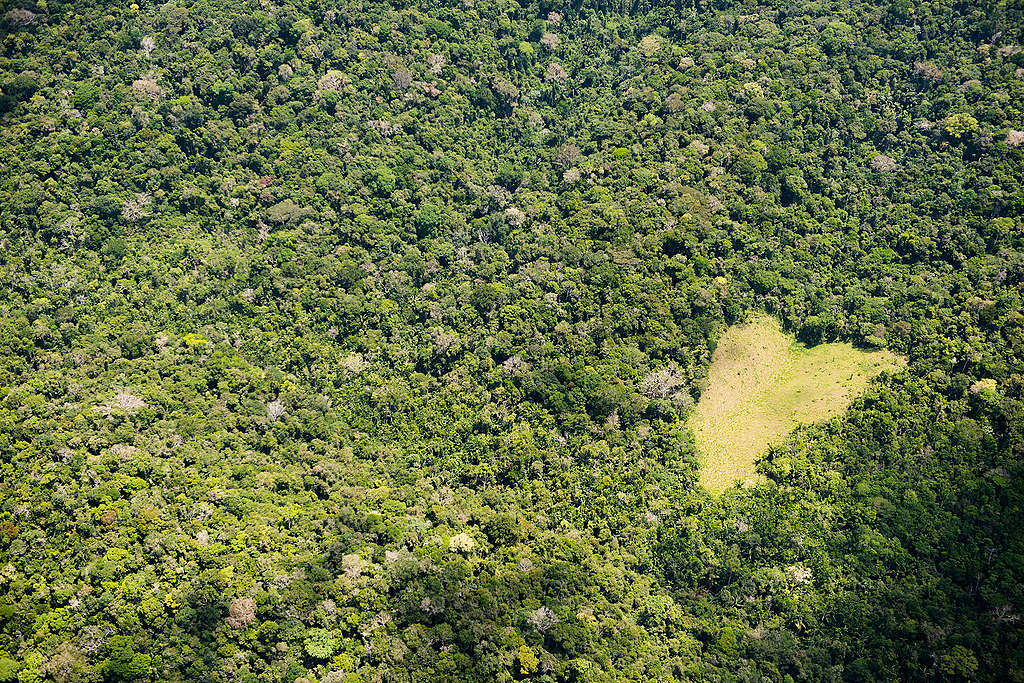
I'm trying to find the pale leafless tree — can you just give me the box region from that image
[226,597,257,628]
[266,400,286,422]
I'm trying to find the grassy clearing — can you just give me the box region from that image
[689,315,904,493]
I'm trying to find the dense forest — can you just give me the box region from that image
[1,0,1023,679]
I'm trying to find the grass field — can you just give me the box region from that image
[689,315,904,493]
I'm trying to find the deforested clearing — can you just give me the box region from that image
[691,316,904,493]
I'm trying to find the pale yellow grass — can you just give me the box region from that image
[690,315,904,493]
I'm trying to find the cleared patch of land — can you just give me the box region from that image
[690,315,904,493]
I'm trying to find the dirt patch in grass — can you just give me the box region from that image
[689,315,904,493]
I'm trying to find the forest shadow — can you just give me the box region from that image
[658,376,1024,681]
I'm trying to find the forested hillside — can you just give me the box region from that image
[1,0,1023,679]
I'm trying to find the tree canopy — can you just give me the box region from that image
[0,0,1023,679]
